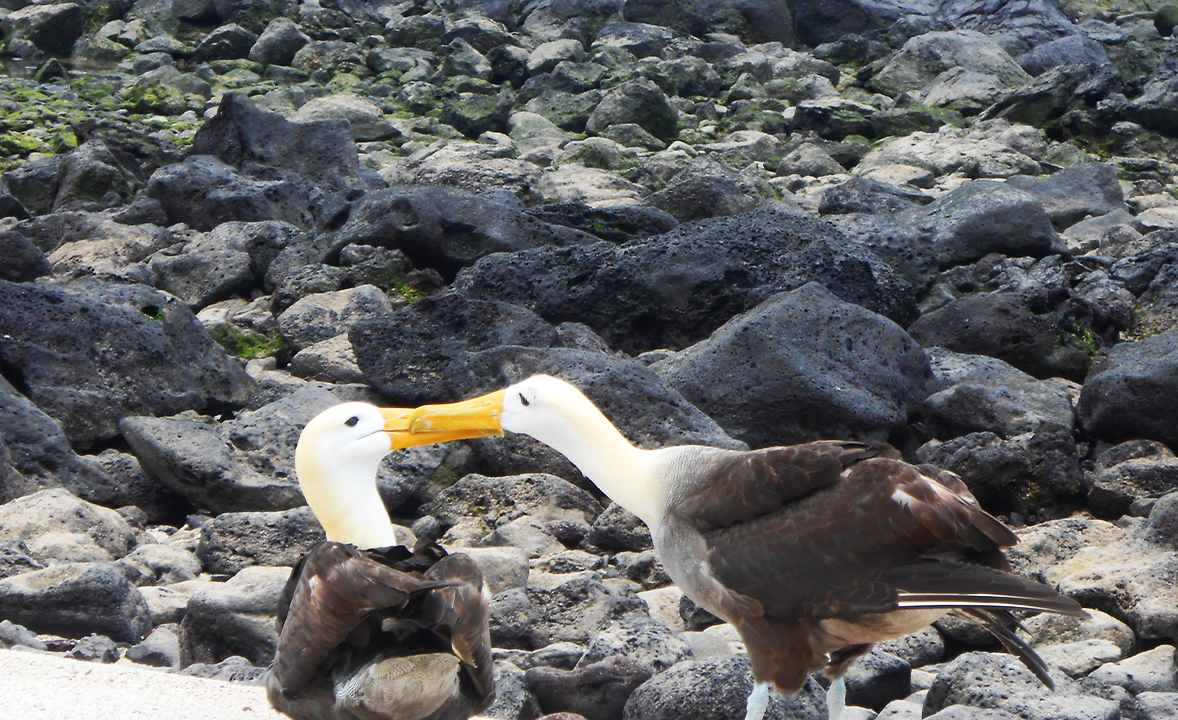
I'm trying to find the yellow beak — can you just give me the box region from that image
[379,403,502,449]
[404,388,508,441]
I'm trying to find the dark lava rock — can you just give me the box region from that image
[454,206,917,355]
[489,572,648,650]
[834,180,1065,290]
[622,656,826,720]
[122,384,444,514]
[191,93,376,197]
[0,619,46,650]
[819,177,933,215]
[917,430,1082,519]
[908,287,1116,382]
[1088,441,1178,520]
[0,377,127,506]
[923,348,1076,440]
[644,158,770,222]
[841,647,911,710]
[1079,328,1178,449]
[198,505,325,575]
[66,633,120,663]
[424,472,603,548]
[179,566,288,668]
[1005,163,1125,230]
[655,283,934,448]
[145,155,318,232]
[526,655,653,720]
[586,78,677,140]
[0,279,253,450]
[126,625,181,668]
[350,292,560,404]
[0,231,49,282]
[326,185,597,280]
[924,651,1117,720]
[588,503,653,553]
[526,202,679,243]
[180,654,266,682]
[0,562,150,642]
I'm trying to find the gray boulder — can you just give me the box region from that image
[1048,492,1178,642]
[0,279,253,450]
[526,654,653,720]
[146,155,317,231]
[0,2,84,55]
[1087,644,1177,694]
[248,17,309,66]
[148,220,300,310]
[1125,73,1178,137]
[923,651,1118,720]
[324,185,598,279]
[0,230,49,282]
[349,292,560,404]
[586,78,677,140]
[0,488,137,563]
[916,431,1081,519]
[0,561,151,642]
[923,348,1076,439]
[454,206,917,354]
[654,284,934,448]
[790,0,920,46]
[1079,329,1178,448]
[645,158,772,222]
[191,93,377,197]
[908,288,1114,382]
[117,544,201,586]
[276,284,395,351]
[871,30,1030,96]
[622,0,795,46]
[819,177,933,216]
[192,23,256,63]
[622,656,826,720]
[179,565,288,667]
[126,625,181,668]
[1005,164,1125,230]
[1016,35,1111,76]
[0,377,126,506]
[1087,441,1178,520]
[834,180,1065,290]
[579,615,694,672]
[51,139,137,212]
[424,473,603,549]
[197,506,325,575]
[489,571,648,649]
[588,503,652,553]
[591,21,677,59]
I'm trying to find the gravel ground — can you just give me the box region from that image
[0,648,286,720]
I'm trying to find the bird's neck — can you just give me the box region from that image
[540,407,663,529]
[297,456,400,549]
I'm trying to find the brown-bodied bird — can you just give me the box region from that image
[264,402,497,720]
[400,375,1088,720]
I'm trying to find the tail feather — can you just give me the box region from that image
[960,608,1056,691]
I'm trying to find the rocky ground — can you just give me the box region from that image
[1,0,1178,718]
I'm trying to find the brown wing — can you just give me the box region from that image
[677,441,900,532]
[268,541,457,695]
[698,455,1082,620]
[421,554,495,710]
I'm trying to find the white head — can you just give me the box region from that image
[295,402,416,548]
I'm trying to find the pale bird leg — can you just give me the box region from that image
[744,681,771,720]
[826,678,846,720]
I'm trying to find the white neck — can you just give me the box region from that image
[297,448,400,549]
[532,402,665,529]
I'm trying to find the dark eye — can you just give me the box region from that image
[345,416,359,427]
[519,393,530,407]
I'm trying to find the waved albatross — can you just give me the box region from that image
[265,402,496,720]
[402,375,1087,720]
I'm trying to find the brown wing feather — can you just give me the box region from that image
[269,542,456,695]
[700,456,1077,620]
[677,441,899,532]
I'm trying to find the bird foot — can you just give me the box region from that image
[826,677,846,720]
[744,681,771,720]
